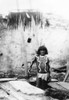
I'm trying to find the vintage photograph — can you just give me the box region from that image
[0,0,69,100]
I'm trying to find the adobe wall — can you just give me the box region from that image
[0,12,69,75]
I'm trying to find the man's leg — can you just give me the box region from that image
[36,77,42,88]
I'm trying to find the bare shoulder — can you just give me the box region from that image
[32,55,37,62]
[45,55,49,62]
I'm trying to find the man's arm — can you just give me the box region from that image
[29,57,37,72]
[46,59,50,73]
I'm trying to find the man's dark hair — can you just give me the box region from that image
[36,45,48,56]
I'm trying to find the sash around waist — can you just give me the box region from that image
[37,73,48,80]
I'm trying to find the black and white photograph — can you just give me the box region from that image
[0,0,69,100]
